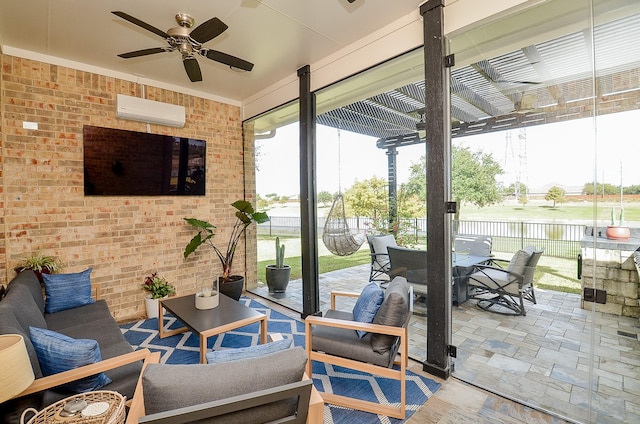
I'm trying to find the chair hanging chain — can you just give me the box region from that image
[337,128,342,194]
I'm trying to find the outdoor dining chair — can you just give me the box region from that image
[468,246,544,316]
[367,234,397,283]
[454,234,493,258]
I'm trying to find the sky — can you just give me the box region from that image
[255,109,640,198]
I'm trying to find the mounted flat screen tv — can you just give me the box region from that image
[83,125,206,196]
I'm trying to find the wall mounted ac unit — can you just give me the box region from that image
[116,94,186,128]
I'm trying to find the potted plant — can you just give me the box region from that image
[14,251,62,283]
[183,200,269,301]
[142,272,175,319]
[606,206,630,240]
[265,237,291,293]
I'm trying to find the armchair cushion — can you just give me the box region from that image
[371,277,409,354]
[352,282,384,338]
[370,235,397,257]
[506,250,531,275]
[43,268,94,313]
[29,326,112,393]
[206,338,292,363]
[142,347,308,422]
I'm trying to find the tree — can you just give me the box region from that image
[504,182,528,198]
[317,191,333,206]
[343,176,389,219]
[545,185,566,207]
[452,146,503,208]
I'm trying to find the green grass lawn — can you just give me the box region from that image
[257,248,370,282]
[257,198,624,294]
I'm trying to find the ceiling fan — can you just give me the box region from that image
[112,11,254,83]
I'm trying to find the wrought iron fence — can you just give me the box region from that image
[257,217,585,259]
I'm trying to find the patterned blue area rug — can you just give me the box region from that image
[120,296,440,423]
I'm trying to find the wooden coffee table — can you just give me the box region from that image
[158,294,267,363]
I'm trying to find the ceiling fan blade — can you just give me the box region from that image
[183,57,202,82]
[112,11,169,39]
[189,17,228,44]
[118,47,168,59]
[204,50,254,71]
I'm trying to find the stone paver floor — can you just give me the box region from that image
[250,264,640,423]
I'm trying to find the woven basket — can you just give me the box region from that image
[21,391,125,424]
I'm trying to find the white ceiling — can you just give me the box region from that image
[0,0,426,104]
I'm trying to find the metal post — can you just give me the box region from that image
[422,0,452,380]
[298,65,320,318]
[387,147,398,224]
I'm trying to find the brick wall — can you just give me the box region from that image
[0,54,258,322]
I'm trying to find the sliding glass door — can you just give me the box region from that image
[448,1,640,422]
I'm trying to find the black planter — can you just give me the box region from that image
[265,265,291,293]
[219,276,244,301]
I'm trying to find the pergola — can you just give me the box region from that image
[316,12,640,220]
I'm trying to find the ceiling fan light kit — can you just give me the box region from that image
[112,11,254,83]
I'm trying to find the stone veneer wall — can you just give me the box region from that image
[581,228,640,318]
[0,54,258,321]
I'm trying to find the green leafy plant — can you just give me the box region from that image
[184,200,270,282]
[15,251,62,273]
[275,236,286,268]
[142,272,175,299]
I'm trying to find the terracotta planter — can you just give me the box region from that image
[606,226,630,240]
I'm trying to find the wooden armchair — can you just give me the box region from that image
[305,277,411,419]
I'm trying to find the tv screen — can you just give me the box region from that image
[83,125,206,196]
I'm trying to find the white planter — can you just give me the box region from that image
[195,292,219,310]
[144,295,166,319]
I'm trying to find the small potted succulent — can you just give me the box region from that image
[142,272,175,318]
[606,206,630,240]
[14,251,62,283]
[265,237,290,293]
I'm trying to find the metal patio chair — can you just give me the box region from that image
[468,246,543,316]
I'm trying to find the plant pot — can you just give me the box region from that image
[144,295,167,319]
[219,276,244,301]
[195,292,219,309]
[265,265,291,293]
[606,226,630,240]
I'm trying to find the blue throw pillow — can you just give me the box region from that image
[43,268,94,313]
[206,338,292,364]
[29,326,111,393]
[352,282,384,338]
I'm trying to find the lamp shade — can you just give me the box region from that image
[0,334,35,403]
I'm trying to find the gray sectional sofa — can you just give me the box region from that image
[0,270,146,423]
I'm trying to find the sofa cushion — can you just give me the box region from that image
[29,327,112,393]
[45,300,113,331]
[48,312,141,400]
[143,347,308,422]
[0,307,43,378]
[10,271,45,313]
[352,282,384,338]
[3,283,47,333]
[43,268,94,313]
[371,277,409,354]
[206,338,292,364]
